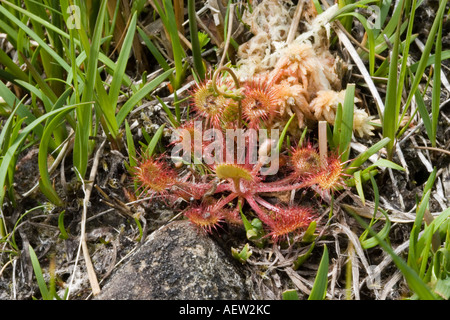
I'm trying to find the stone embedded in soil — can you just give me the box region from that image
[94,220,249,300]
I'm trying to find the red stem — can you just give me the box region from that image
[256,180,312,193]
[244,195,269,219]
[212,192,238,212]
[254,196,281,213]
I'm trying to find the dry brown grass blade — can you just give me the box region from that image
[414,145,450,156]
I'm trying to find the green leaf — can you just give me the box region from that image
[293,242,315,270]
[382,0,403,160]
[157,96,178,128]
[145,124,165,157]
[231,243,252,264]
[277,113,296,153]
[116,68,174,127]
[125,121,137,168]
[58,211,69,240]
[38,105,79,206]
[347,137,391,174]
[402,0,448,129]
[282,289,299,300]
[368,159,405,172]
[74,0,108,179]
[415,90,433,144]
[431,19,443,147]
[360,210,391,250]
[137,27,171,72]
[188,0,205,80]
[153,0,186,89]
[109,12,137,109]
[308,245,329,300]
[29,245,51,300]
[302,220,317,243]
[434,278,450,300]
[0,3,70,72]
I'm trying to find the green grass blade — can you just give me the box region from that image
[74,0,107,178]
[339,12,375,75]
[368,159,405,172]
[109,11,137,109]
[153,0,186,90]
[415,89,433,143]
[277,114,296,153]
[116,68,174,127]
[382,0,403,160]
[0,48,28,83]
[28,245,51,300]
[125,120,137,168]
[339,84,355,161]
[346,139,391,174]
[145,124,165,157]
[360,210,391,250]
[58,210,69,240]
[353,170,365,205]
[137,27,171,72]
[431,20,442,147]
[330,0,379,21]
[282,289,299,300]
[188,0,205,80]
[308,245,329,300]
[0,81,44,136]
[38,105,80,206]
[156,96,178,128]
[409,50,450,73]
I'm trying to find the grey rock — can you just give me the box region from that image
[95,220,249,300]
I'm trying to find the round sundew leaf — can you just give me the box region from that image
[215,163,253,181]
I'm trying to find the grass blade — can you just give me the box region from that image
[188,0,205,80]
[339,84,355,161]
[152,0,186,90]
[308,245,329,300]
[145,124,165,157]
[116,68,174,127]
[431,19,442,147]
[382,0,403,160]
[29,245,51,300]
[347,137,391,174]
[74,0,107,178]
[38,105,80,206]
[109,11,137,110]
